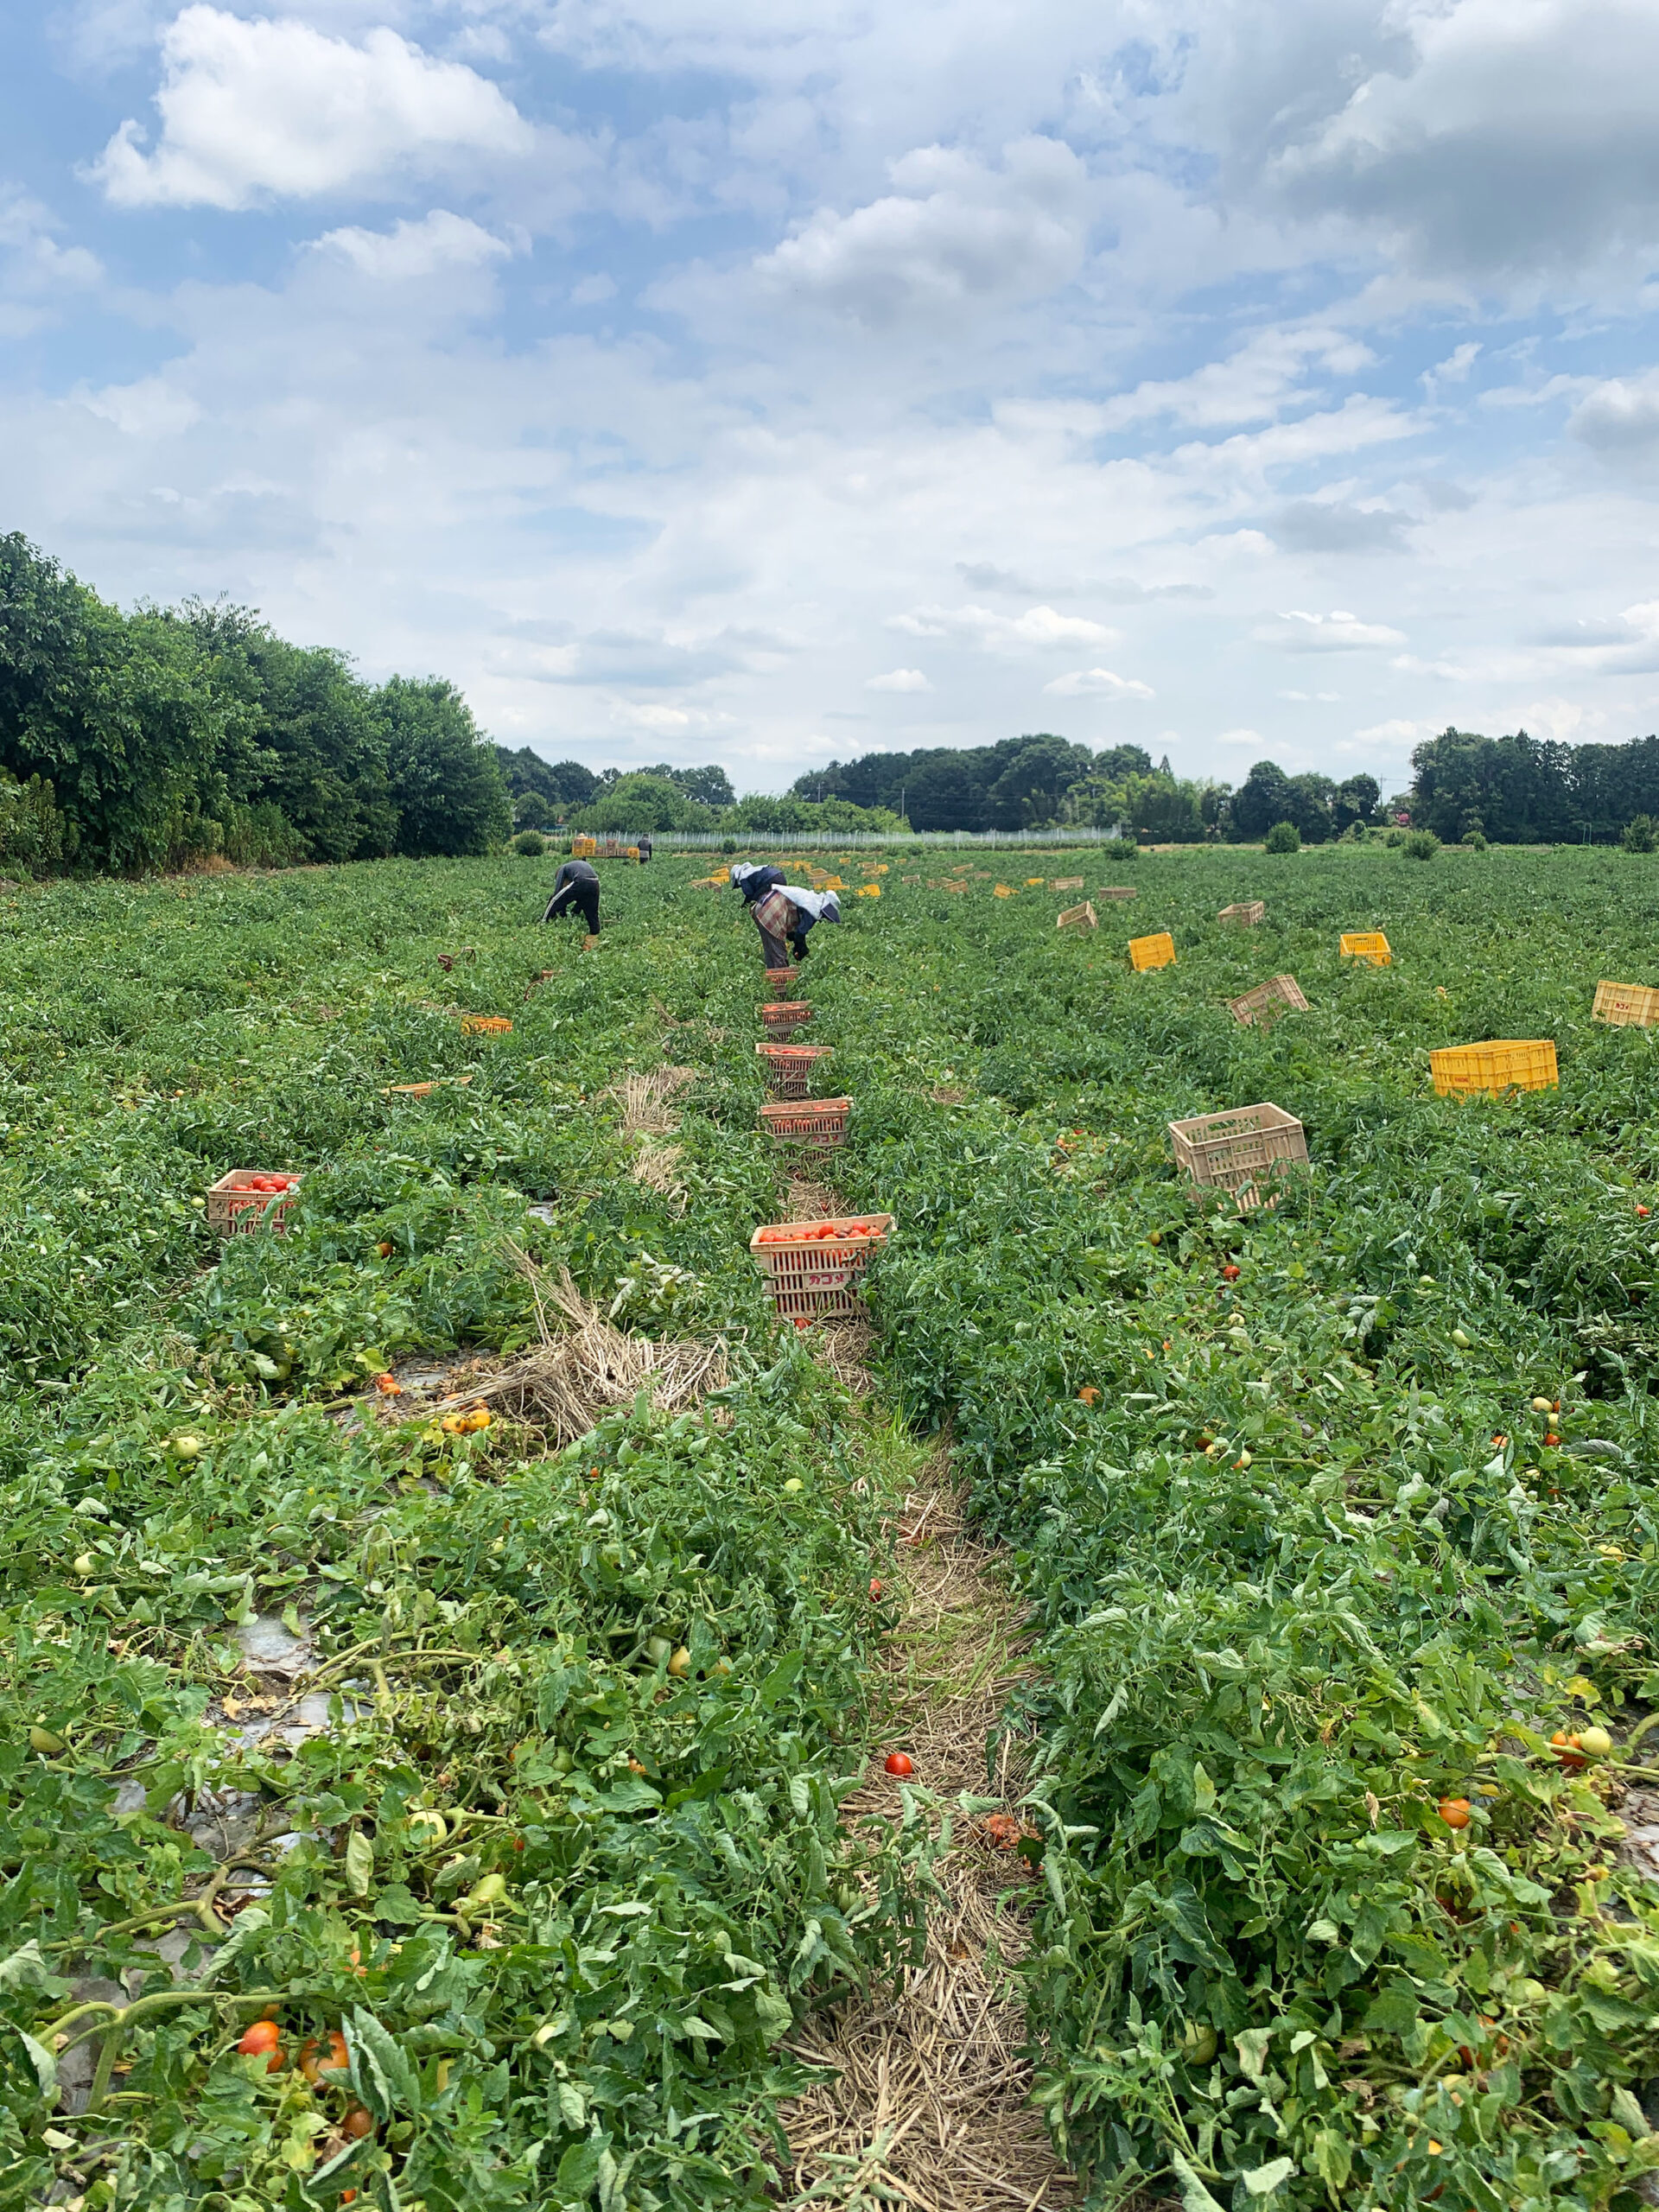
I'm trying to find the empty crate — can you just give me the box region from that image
[1592,981,1659,1027]
[1339,932,1391,966]
[1130,931,1177,971]
[1429,1040,1558,1097]
[1229,975,1309,1027]
[1168,1103,1308,1211]
[1219,900,1266,925]
[1057,900,1098,932]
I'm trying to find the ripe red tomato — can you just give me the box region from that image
[342,2107,374,2139]
[1221,1264,1241,1281]
[884,1751,913,1777]
[237,2018,283,2071]
[868,1577,883,1599]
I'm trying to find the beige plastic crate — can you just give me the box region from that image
[750,1212,893,1320]
[755,1041,834,1097]
[1057,900,1097,932]
[1229,975,1308,1027]
[207,1170,302,1238]
[1593,980,1659,1027]
[1219,900,1266,925]
[1168,1103,1307,1211]
[758,1096,852,1150]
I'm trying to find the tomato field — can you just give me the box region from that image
[4,843,1659,2212]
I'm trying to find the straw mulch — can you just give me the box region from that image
[778,1477,1076,2212]
[612,1064,700,1206]
[429,1254,727,1446]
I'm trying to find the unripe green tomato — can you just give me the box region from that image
[1179,2022,1218,2065]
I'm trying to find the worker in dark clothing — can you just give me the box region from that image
[543,855,600,931]
[636,834,652,864]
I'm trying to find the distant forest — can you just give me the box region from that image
[9,531,1659,872]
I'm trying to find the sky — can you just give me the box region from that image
[4,1,1659,798]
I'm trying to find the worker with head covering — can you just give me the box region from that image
[730,863,841,965]
[542,854,601,931]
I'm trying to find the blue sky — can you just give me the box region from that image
[5,0,1659,796]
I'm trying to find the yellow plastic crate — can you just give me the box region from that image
[1339,931,1391,966]
[1592,980,1659,1027]
[570,835,597,856]
[1430,1040,1558,1097]
[1129,931,1176,971]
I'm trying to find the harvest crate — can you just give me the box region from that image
[1339,931,1391,966]
[1168,1103,1307,1211]
[1051,875,1084,891]
[1229,974,1308,1027]
[1429,1039,1559,1097]
[1102,887,1138,900]
[208,1169,302,1238]
[461,1014,512,1035]
[1219,900,1266,925]
[759,1096,852,1150]
[750,1212,893,1321]
[571,835,597,856]
[760,1000,812,1039]
[755,1041,834,1097]
[1129,931,1176,971]
[763,967,796,999]
[1592,980,1659,1027]
[1056,900,1097,932]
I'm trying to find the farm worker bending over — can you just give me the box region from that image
[730,864,841,964]
[542,855,600,932]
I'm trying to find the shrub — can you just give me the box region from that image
[1263,820,1300,855]
[1622,813,1656,853]
[1384,828,1405,847]
[511,830,547,858]
[1461,829,1489,852]
[1402,829,1441,861]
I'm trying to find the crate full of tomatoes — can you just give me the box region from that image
[207,1169,302,1237]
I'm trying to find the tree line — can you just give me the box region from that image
[0,533,512,874]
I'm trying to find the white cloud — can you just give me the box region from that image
[91,6,533,210]
[1254,609,1408,652]
[1571,372,1659,455]
[313,211,513,281]
[887,602,1116,651]
[1217,728,1265,746]
[1423,341,1482,393]
[865,667,931,691]
[1042,667,1154,699]
[571,272,619,304]
[1274,0,1659,283]
[1097,326,1376,432]
[81,375,200,438]
[755,137,1091,328]
[1279,689,1341,702]
[1353,717,1434,744]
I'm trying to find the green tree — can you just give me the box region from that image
[380,677,511,855]
[575,773,715,833]
[1265,820,1300,854]
[1334,774,1380,833]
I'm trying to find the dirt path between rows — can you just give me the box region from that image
[772,1173,1077,2212]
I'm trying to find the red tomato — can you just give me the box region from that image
[1639,1205,1650,1217]
[300,2030,350,2083]
[884,1751,913,1777]
[1221,1264,1241,1281]
[342,2107,374,2140]
[237,2018,284,2072]
[868,1577,883,1599]
[1544,1433,1560,1446]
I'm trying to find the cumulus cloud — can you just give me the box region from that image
[312,211,514,281]
[887,602,1116,650]
[1274,0,1659,282]
[755,137,1091,327]
[1042,667,1154,699]
[1571,373,1659,455]
[91,6,533,209]
[865,667,931,691]
[1254,609,1408,652]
